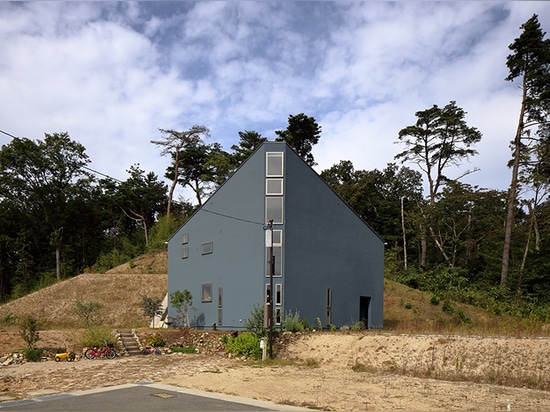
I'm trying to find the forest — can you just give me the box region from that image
[0,15,549,321]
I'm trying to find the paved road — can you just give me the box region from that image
[0,382,309,411]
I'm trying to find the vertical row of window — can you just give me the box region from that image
[266,152,284,325]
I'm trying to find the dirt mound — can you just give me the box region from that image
[0,273,167,328]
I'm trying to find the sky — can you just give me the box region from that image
[1,1,549,203]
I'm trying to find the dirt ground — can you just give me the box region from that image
[2,331,550,411]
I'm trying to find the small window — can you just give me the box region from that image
[266,152,283,177]
[266,179,283,195]
[266,246,282,277]
[218,308,223,325]
[201,242,213,255]
[218,287,223,308]
[202,283,212,303]
[265,284,271,304]
[327,288,332,308]
[266,197,283,224]
[275,284,282,306]
[182,247,189,259]
[182,233,189,244]
[275,308,282,325]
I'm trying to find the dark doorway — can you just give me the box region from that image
[359,296,371,329]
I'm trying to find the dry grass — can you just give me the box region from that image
[0,251,168,329]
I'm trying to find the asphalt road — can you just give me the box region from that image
[0,382,309,412]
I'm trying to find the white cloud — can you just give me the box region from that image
[0,1,549,203]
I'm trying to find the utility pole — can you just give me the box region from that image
[266,220,274,359]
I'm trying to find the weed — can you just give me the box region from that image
[352,361,367,372]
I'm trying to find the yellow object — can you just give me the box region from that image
[54,351,76,362]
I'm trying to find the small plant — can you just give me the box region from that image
[80,327,114,347]
[350,321,365,331]
[244,303,268,337]
[19,315,41,349]
[442,300,453,313]
[1,313,17,326]
[430,296,440,306]
[315,317,323,330]
[284,310,305,333]
[224,332,262,359]
[329,324,337,332]
[170,289,194,327]
[23,348,43,362]
[404,302,413,309]
[146,333,167,347]
[352,361,368,372]
[73,299,104,327]
[140,295,163,328]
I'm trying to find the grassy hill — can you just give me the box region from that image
[0,249,545,336]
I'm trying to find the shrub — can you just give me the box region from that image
[170,346,197,354]
[224,332,262,359]
[23,348,43,362]
[244,303,268,337]
[284,310,305,333]
[73,299,104,327]
[146,333,167,347]
[19,315,41,349]
[430,296,440,306]
[80,327,113,347]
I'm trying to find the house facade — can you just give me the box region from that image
[167,141,384,330]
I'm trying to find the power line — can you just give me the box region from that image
[0,129,18,139]
[0,128,123,183]
[199,208,265,226]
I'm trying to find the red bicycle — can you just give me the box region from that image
[84,340,117,360]
[141,346,162,355]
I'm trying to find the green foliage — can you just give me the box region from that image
[430,296,440,306]
[140,295,163,327]
[147,214,181,251]
[275,113,321,166]
[19,315,41,349]
[146,333,167,347]
[244,303,268,337]
[284,310,305,333]
[350,321,365,331]
[23,348,44,362]
[170,289,193,327]
[1,313,17,326]
[224,332,262,359]
[80,327,113,347]
[73,299,104,326]
[170,346,197,354]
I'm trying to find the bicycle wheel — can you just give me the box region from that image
[84,348,96,360]
[67,352,76,362]
[105,348,116,359]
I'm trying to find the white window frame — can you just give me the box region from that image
[266,152,284,177]
[266,178,284,195]
[182,247,189,259]
[265,197,283,224]
[201,242,213,255]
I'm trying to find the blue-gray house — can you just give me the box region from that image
[167,141,384,330]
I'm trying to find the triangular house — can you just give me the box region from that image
[167,141,384,330]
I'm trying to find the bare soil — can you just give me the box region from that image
[2,330,550,411]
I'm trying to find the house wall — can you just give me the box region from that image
[167,141,384,330]
[282,145,384,329]
[167,148,267,329]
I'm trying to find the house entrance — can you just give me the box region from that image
[359,296,370,329]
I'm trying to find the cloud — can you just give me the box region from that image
[0,1,549,203]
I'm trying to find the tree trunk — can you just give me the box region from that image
[167,151,181,217]
[501,77,527,285]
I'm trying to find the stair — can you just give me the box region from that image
[117,329,142,356]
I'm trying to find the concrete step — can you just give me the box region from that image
[117,330,143,356]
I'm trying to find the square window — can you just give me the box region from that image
[266,152,283,177]
[266,179,283,195]
[182,233,189,244]
[201,242,213,255]
[202,283,212,303]
[182,247,189,259]
[266,197,283,224]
